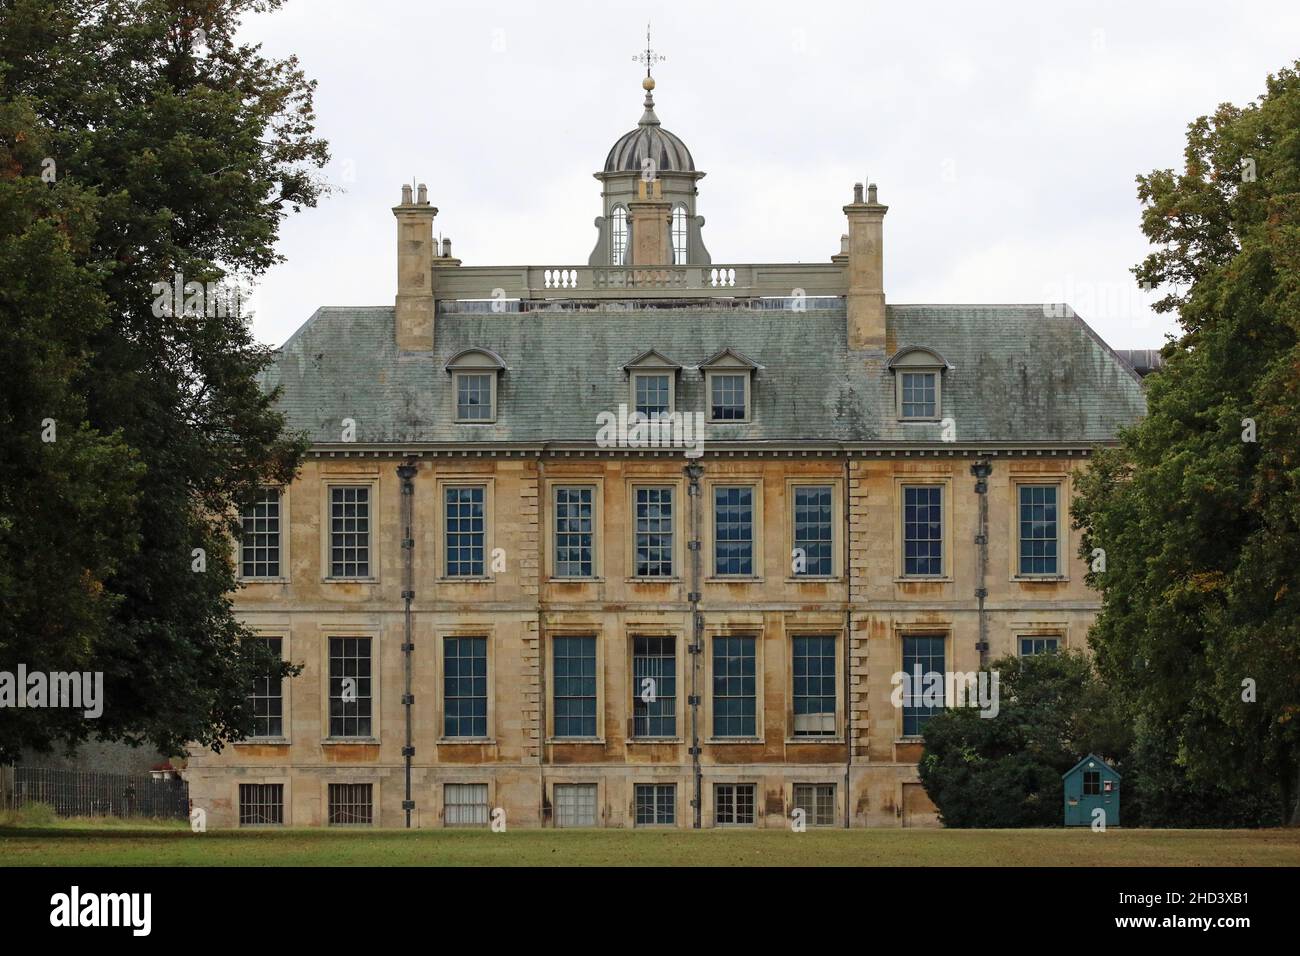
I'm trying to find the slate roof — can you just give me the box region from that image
[262,303,1146,446]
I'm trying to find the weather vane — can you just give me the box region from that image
[632,22,665,78]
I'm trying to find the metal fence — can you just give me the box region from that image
[1,766,189,819]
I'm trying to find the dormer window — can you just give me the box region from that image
[622,350,682,419]
[888,347,950,422]
[700,348,760,424]
[445,347,507,424]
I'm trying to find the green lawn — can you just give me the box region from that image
[2,825,1298,866]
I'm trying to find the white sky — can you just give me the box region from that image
[238,0,1300,350]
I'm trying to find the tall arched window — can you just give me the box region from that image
[671,206,688,264]
[610,207,628,266]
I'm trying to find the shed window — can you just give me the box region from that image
[1083,770,1101,796]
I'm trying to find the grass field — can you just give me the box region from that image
[2,823,1298,866]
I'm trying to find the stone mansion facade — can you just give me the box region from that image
[183,72,1148,829]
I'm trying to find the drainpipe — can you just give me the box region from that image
[397,461,418,828]
[971,459,992,669]
[843,455,852,829]
[684,460,705,829]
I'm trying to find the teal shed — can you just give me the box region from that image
[1062,754,1121,827]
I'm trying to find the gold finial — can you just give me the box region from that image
[642,76,655,91]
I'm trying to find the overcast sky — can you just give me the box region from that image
[238,0,1300,350]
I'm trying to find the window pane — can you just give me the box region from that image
[239,783,284,826]
[793,485,833,576]
[1020,636,1060,656]
[715,783,755,825]
[445,485,486,577]
[901,371,937,418]
[712,636,757,737]
[903,486,943,576]
[553,636,597,738]
[445,783,490,827]
[1018,485,1059,575]
[792,636,835,736]
[635,783,676,826]
[635,374,670,418]
[248,636,283,738]
[328,783,373,825]
[554,783,597,827]
[671,206,688,264]
[792,783,836,827]
[554,486,594,578]
[632,636,676,738]
[328,636,372,738]
[710,374,747,421]
[240,488,281,578]
[611,207,628,266]
[713,486,753,576]
[443,637,488,737]
[635,486,673,577]
[456,373,494,421]
[901,635,945,736]
[329,486,369,578]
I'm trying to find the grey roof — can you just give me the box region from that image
[263,303,1146,447]
[604,90,695,173]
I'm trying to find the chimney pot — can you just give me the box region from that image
[417,183,428,204]
[868,183,878,203]
[442,238,452,258]
[853,182,864,203]
[401,183,413,205]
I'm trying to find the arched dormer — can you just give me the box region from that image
[445,347,507,424]
[887,347,951,421]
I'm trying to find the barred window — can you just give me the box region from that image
[329,486,370,578]
[793,485,833,576]
[554,486,594,578]
[671,206,688,264]
[328,636,372,738]
[901,371,937,418]
[554,783,597,827]
[635,783,676,826]
[445,485,486,577]
[903,485,943,576]
[455,371,494,422]
[792,636,836,737]
[714,783,755,826]
[709,373,748,421]
[713,486,753,576]
[610,206,628,266]
[249,636,283,738]
[238,783,283,826]
[902,635,945,737]
[328,783,373,826]
[553,636,597,738]
[712,635,756,738]
[1018,485,1059,575]
[240,488,281,578]
[632,636,676,738]
[1020,636,1060,656]
[444,783,489,827]
[792,783,835,827]
[634,373,671,418]
[443,636,487,738]
[634,486,674,577]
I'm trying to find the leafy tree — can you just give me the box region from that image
[1073,61,1300,824]
[0,0,321,761]
[918,652,1122,827]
